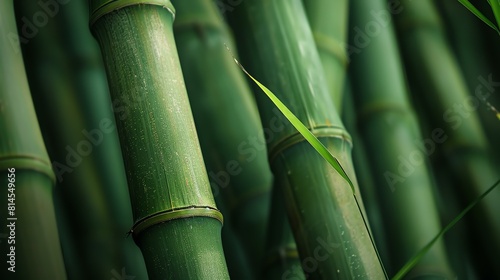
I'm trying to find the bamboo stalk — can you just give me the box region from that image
[90,1,229,278]
[0,1,66,279]
[262,183,304,280]
[14,0,127,278]
[302,0,349,113]
[437,0,500,164]
[348,0,454,277]
[171,0,273,276]
[228,0,385,278]
[394,0,500,277]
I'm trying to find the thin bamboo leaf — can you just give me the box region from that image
[456,0,500,33]
[487,0,500,32]
[393,179,500,280]
[229,53,355,194]
[227,1,386,278]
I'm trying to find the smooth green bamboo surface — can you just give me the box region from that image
[303,0,349,113]
[171,0,272,276]
[90,1,229,279]
[394,0,500,277]
[349,0,454,278]
[229,0,385,278]
[0,1,66,279]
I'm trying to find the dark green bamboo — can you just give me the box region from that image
[302,0,349,113]
[217,197,255,279]
[0,1,66,279]
[262,183,304,280]
[56,0,147,277]
[14,1,127,278]
[228,0,385,278]
[437,0,500,165]
[394,0,500,277]
[171,0,272,277]
[348,0,454,277]
[90,1,229,279]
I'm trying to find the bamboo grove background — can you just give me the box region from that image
[0,0,499,279]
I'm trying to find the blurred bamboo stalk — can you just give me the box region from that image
[0,1,66,278]
[14,0,126,278]
[437,0,500,164]
[394,0,500,277]
[262,183,304,280]
[348,0,454,277]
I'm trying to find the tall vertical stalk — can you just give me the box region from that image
[0,1,66,279]
[15,0,126,278]
[394,0,500,276]
[228,0,385,278]
[348,0,454,277]
[90,0,229,278]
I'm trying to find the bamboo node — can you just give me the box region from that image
[89,0,176,27]
[129,206,223,240]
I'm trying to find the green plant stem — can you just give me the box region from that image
[90,1,229,279]
[0,1,66,279]
[228,0,385,278]
[394,0,500,277]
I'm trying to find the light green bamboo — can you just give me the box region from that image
[171,0,272,277]
[394,0,500,277]
[302,0,349,113]
[0,1,66,279]
[90,1,229,278]
[228,0,385,278]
